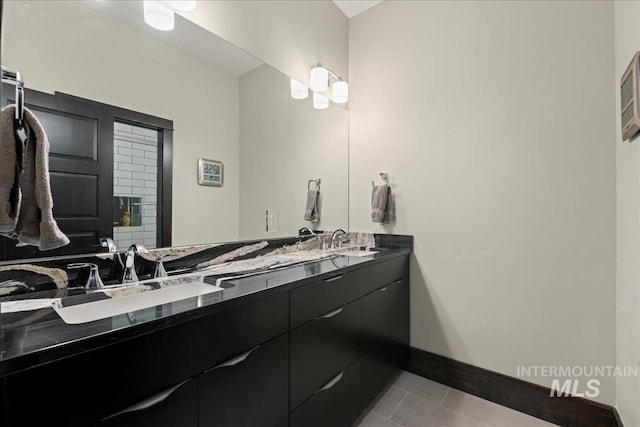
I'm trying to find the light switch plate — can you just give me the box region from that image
[266,209,279,232]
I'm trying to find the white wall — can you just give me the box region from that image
[179,0,349,91]
[239,64,349,239]
[615,0,640,424]
[349,0,616,403]
[2,1,240,246]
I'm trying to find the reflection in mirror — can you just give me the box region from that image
[0,0,348,262]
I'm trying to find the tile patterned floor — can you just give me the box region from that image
[355,371,559,427]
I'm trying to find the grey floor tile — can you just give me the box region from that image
[358,411,403,427]
[372,386,408,418]
[442,388,559,427]
[393,371,449,404]
[391,393,489,427]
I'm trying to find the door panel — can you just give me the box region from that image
[1,85,113,260]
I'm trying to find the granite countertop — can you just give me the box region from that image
[0,240,411,378]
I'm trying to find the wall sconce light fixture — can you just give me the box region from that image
[290,79,309,100]
[144,0,197,31]
[313,92,330,110]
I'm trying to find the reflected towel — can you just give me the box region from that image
[1,105,69,250]
[371,184,390,224]
[304,189,320,222]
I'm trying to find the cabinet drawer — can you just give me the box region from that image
[290,255,408,329]
[290,299,361,410]
[199,333,289,427]
[290,359,362,427]
[99,378,197,427]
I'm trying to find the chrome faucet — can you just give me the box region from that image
[122,244,147,284]
[330,229,346,249]
[68,263,104,291]
[99,237,117,253]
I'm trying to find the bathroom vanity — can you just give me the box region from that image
[0,235,411,427]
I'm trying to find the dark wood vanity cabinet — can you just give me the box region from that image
[289,255,410,427]
[1,254,409,427]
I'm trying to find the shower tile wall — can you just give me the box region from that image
[113,122,158,250]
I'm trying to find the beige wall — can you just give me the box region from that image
[180,0,349,92]
[349,0,616,403]
[2,1,240,246]
[238,64,349,239]
[615,0,640,424]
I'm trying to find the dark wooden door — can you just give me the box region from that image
[1,85,113,260]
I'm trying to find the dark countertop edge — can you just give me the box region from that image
[0,248,411,378]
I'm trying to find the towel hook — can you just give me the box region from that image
[1,66,25,126]
[308,178,321,191]
[372,172,389,187]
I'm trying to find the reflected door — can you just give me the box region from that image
[1,85,113,260]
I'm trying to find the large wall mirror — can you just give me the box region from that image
[0,0,348,262]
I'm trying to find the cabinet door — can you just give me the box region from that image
[290,359,362,427]
[388,277,410,369]
[199,333,289,427]
[290,299,362,410]
[99,377,197,427]
[361,285,394,406]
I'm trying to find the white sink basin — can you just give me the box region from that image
[52,282,223,324]
[337,249,378,257]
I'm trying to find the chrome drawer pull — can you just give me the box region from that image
[102,379,189,420]
[317,371,344,393]
[316,306,343,320]
[210,345,260,370]
[324,274,344,283]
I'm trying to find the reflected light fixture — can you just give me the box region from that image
[313,92,329,110]
[290,79,309,100]
[164,0,196,11]
[144,0,175,31]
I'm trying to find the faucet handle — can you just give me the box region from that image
[99,237,117,253]
[153,254,170,279]
[68,263,104,291]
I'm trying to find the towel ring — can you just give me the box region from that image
[372,172,389,187]
[308,179,321,191]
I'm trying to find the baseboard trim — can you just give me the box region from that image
[406,347,621,427]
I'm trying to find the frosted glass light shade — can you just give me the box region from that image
[310,66,329,92]
[290,79,309,100]
[313,92,329,110]
[144,0,174,31]
[332,80,348,104]
[165,0,196,11]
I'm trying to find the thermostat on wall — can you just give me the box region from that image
[198,158,224,187]
[621,51,640,141]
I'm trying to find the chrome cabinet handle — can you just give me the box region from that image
[324,274,344,283]
[317,371,344,393]
[209,345,260,371]
[316,306,343,320]
[102,379,189,420]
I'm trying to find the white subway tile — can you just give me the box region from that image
[144,151,158,160]
[131,126,158,139]
[115,154,132,164]
[114,185,132,195]
[114,170,132,179]
[131,149,145,158]
[144,166,157,174]
[145,180,157,189]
